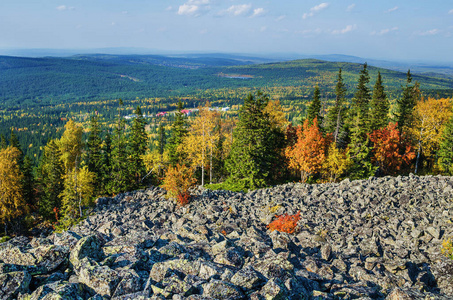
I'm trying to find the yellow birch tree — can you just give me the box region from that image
[181,104,220,186]
[0,146,25,234]
[409,97,452,173]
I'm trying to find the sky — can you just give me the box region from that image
[0,0,452,62]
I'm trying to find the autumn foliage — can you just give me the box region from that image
[285,118,327,182]
[368,123,415,175]
[162,164,197,205]
[267,211,301,234]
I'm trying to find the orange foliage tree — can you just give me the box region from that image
[285,118,327,182]
[368,123,415,175]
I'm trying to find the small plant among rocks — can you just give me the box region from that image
[267,211,301,234]
[442,238,453,260]
[162,164,197,206]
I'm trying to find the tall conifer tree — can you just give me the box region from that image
[307,84,322,127]
[395,70,418,133]
[110,118,130,194]
[167,100,188,167]
[129,106,148,187]
[369,71,389,131]
[325,68,348,147]
[86,114,103,194]
[225,91,285,190]
[348,63,375,179]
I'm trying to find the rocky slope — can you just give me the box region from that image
[1,174,453,299]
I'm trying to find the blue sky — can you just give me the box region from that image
[0,1,452,61]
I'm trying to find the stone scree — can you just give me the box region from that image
[1,174,453,299]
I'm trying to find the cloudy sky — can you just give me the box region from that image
[1,0,452,61]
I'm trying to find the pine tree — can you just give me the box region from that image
[9,129,23,160]
[167,100,188,167]
[225,91,285,190]
[347,63,375,179]
[22,155,36,211]
[369,71,389,131]
[129,106,148,187]
[395,70,418,133]
[38,140,64,221]
[347,113,376,179]
[86,114,103,194]
[325,68,348,147]
[110,118,131,194]
[307,84,322,126]
[351,63,371,130]
[100,131,112,194]
[438,114,453,175]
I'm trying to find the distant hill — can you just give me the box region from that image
[0,54,452,108]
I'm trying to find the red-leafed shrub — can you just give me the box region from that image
[267,211,301,234]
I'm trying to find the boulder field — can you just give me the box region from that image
[1,174,453,299]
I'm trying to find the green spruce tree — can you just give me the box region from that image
[369,71,389,131]
[225,91,285,190]
[129,106,148,187]
[109,118,131,194]
[347,63,375,179]
[22,155,36,211]
[100,131,112,194]
[351,63,371,130]
[395,70,418,133]
[307,84,323,126]
[86,113,103,194]
[167,100,188,167]
[325,68,348,147]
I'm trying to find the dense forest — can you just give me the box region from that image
[1,55,453,165]
[1,61,453,238]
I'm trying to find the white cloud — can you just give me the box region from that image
[303,3,329,19]
[371,26,399,36]
[417,29,439,36]
[332,24,357,34]
[386,6,398,13]
[276,15,286,21]
[222,4,252,16]
[449,9,453,14]
[177,0,211,16]
[56,5,74,11]
[251,8,265,17]
[178,4,200,16]
[347,4,356,12]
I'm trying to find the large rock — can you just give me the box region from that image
[0,271,31,299]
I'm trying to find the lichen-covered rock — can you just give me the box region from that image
[230,265,266,291]
[23,281,84,300]
[0,271,31,299]
[77,257,121,297]
[3,176,453,299]
[69,235,104,272]
[201,279,245,299]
